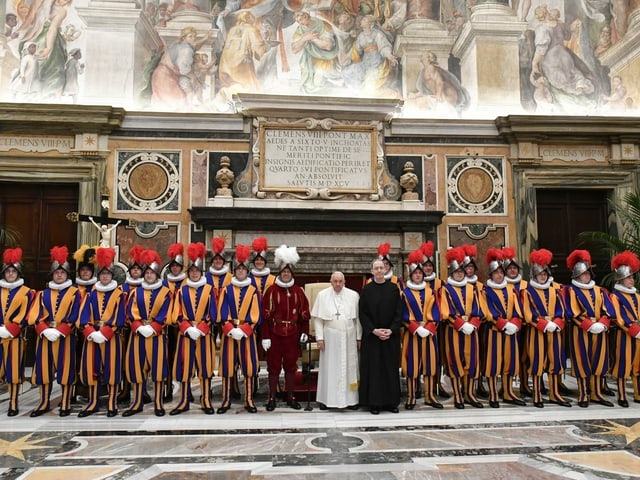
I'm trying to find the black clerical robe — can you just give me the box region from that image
[358,280,403,408]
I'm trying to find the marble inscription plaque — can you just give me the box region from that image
[541,146,608,163]
[0,135,73,153]
[260,127,376,193]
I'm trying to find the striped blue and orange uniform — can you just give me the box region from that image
[217,281,262,408]
[483,281,524,403]
[78,283,126,412]
[250,271,276,297]
[609,285,640,402]
[1,279,35,413]
[564,281,614,403]
[28,281,81,413]
[439,281,484,405]
[172,280,217,383]
[205,270,232,303]
[401,282,440,405]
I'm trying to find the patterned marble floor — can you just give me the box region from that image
[1,374,639,480]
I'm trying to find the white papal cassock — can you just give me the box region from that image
[311,286,362,408]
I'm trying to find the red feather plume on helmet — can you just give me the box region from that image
[96,247,116,270]
[446,247,465,265]
[611,250,640,272]
[420,241,434,258]
[129,245,143,264]
[502,246,516,260]
[407,249,424,265]
[566,249,591,270]
[168,243,183,258]
[377,242,391,257]
[188,242,206,262]
[485,248,504,264]
[530,248,553,267]
[252,237,268,253]
[3,248,22,265]
[50,246,69,264]
[212,237,225,255]
[235,244,251,264]
[462,244,477,258]
[140,249,161,267]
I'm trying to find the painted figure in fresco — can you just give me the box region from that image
[16,0,73,99]
[602,75,628,110]
[408,51,470,114]
[62,47,84,103]
[150,26,212,111]
[10,41,41,100]
[291,10,340,94]
[342,14,400,98]
[530,5,599,110]
[594,25,612,56]
[218,11,268,96]
[156,3,172,27]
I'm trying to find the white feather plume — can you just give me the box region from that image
[274,244,299,270]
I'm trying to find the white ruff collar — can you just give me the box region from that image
[126,276,143,286]
[424,272,436,282]
[187,277,206,288]
[142,280,163,290]
[251,267,271,277]
[466,274,478,284]
[447,277,467,287]
[406,280,425,291]
[530,278,552,290]
[0,278,24,290]
[167,272,186,282]
[275,277,294,288]
[614,283,637,294]
[232,277,251,287]
[209,265,229,276]
[75,277,97,286]
[95,280,118,292]
[487,279,507,289]
[572,279,595,289]
[384,270,394,280]
[506,274,522,284]
[49,279,72,290]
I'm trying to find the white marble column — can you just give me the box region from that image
[451,3,525,115]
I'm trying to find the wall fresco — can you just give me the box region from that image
[2,0,639,116]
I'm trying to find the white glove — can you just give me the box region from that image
[230,328,245,341]
[460,323,475,335]
[0,326,13,339]
[415,326,430,338]
[635,332,640,339]
[544,322,558,333]
[262,339,271,351]
[186,326,203,340]
[503,322,518,336]
[42,328,61,342]
[588,322,606,334]
[299,333,309,343]
[137,325,154,338]
[89,331,107,344]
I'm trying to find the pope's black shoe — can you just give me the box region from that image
[287,398,302,410]
[266,398,276,411]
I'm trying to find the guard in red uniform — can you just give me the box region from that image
[0,248,35,416]
[262,245,310,411]
[29,246,81,417]
[77,247,125,417]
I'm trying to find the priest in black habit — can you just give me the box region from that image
[358,259,403,414]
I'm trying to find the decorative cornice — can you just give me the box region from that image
[390,118,500,138]
[495,115,640,144]
[233,94,403,122]
[121,112,245,133]
[189,206,444,233]
[0,104,125,134]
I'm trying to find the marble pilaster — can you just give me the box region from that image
[451,5,525,115]
[75,3,155,108]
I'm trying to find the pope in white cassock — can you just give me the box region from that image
[311,272,362,409]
